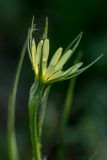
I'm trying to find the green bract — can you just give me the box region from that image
[28,18,103,85]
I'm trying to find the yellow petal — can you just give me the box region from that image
[42,39,49,75]
[55,49,72,71]
[48,71,63,81]
[44,65,55,80]
[49,47,63,66]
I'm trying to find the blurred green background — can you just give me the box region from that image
[0,0,107,159]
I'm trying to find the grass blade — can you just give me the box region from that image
[7,37,27,160]
[57,52,83,160]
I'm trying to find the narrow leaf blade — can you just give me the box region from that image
[7,37,27,160]
[64,32,83,58]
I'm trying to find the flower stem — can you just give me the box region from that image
[57,77,77,160]
[28,82,45,160]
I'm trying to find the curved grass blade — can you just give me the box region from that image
[7,37,27,160]
[89,151,99,160]
[56,52,83,160]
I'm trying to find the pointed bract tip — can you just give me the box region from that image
[43,16,48,40]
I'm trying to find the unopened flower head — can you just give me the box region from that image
[28,18,103,85]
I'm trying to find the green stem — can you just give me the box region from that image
[61,77,76,131]
[57,52,83,160]
[29,82,45,160]
[61,52,83,130]
[57,77,77,160]
[7,38,27,160]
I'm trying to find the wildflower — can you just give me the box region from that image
[28,18,103,85]
[27,18,103,160]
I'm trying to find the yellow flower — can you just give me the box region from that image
[28,18,103,85]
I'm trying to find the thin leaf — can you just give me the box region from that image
[7,36,27,160]
[89,151,99,160]
[30,16,35,48]
[56,52,83,160]
[27,29,32,61]
[70,54,103,77]
[28,16,36,63]
[64,32,83,53]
